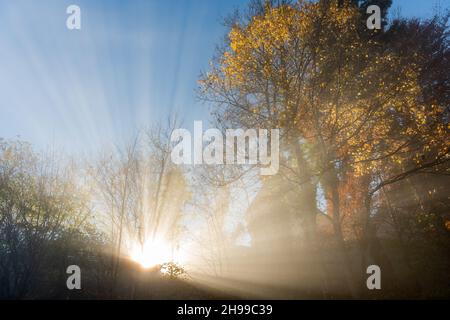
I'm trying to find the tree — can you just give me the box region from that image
[91,120,191,294]
[199,0,449,295]
[0,139,91,298]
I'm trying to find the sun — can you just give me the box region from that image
[131,239,172,269]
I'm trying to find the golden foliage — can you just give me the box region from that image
[201,0,449,177]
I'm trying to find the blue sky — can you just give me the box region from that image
[0,0,448,155]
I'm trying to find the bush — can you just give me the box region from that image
[160,262,187,280]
